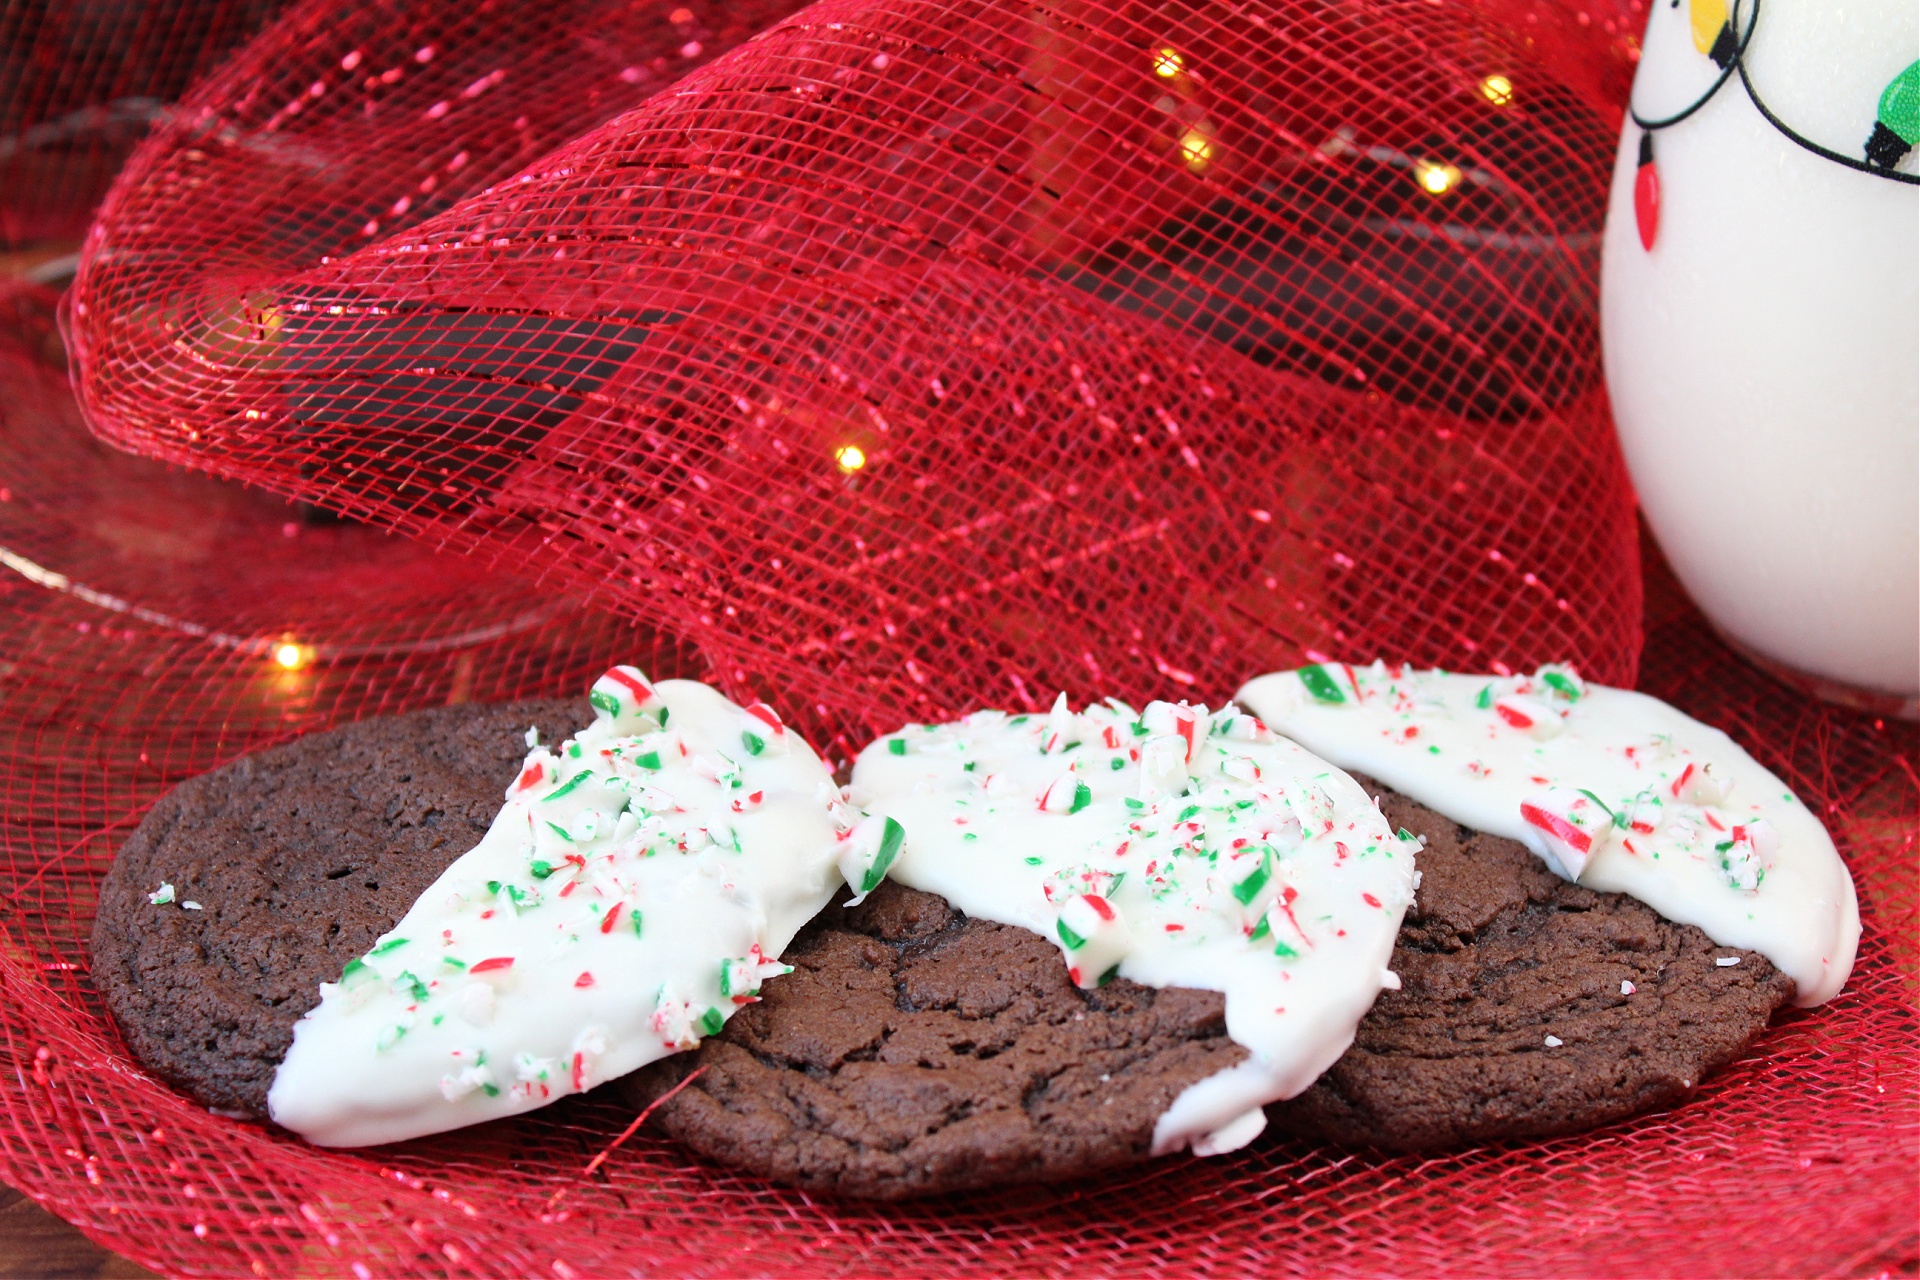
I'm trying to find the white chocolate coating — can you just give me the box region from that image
[268,675,849,1146]
[1237,663,1859,1006]
[849,696,1416,1157]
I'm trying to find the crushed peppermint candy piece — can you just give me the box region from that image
[1260,885,1313,958]
[1544,1034,1564,1047]
[1141,700,1207,761]
[650,991,724,1050]
[1283,777,1335,834]
[1055,893,1132,989]
[588,665,670,735]
[1715,956,1742,967]
[1621,980,1637,995]
[1717,819,1776,892]
[1518,786,1617,880]
[740,702,788,756]
[838,814,904,904]
[1493,693,1565,740]
[719,946,794,1004]
[1669,760,1730,805]
[1040,691,1077,754]
[1537,665,1586,702]
[1043,862,1122,904]
[439,1062,497,1101]
[1214,843,1275,923]
[1038,771,1092,814]
[1138,734,1189,802]
[1213,711,1271,743]
[1221,755,1261,783]
[147,882,175,906]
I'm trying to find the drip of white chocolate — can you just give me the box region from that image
[268,670,851,1147]
[849,695,1417,1157]
[1236,663,1859,1006]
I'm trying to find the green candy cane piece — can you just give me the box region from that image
[1541,671,1582,701]
[541,769,596,802]
[1230,849,1272,905]
[863,817,906,894]
[1298,664,1346,704]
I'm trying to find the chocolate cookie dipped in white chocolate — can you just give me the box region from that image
[269,668,853,1147]
[850,696,1417,1158]
[1236,663,1858,1006]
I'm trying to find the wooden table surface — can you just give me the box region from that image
[0,1186,155,1279]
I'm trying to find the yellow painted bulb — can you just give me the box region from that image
[1690,0,1730,55]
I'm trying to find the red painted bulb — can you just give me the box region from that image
[1634,132,1661,251]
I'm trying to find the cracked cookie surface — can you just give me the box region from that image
[92,700,589,1120]
[1267,777,1796,1151]
[622,881,1250,1198]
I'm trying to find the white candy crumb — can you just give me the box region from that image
[524,726,540,748]
[1544,1035,1563,1047]
[147,882,175,906]
[1380,969,1402,990]
[1621,980,1637,995]
[1715,956,1741,967]
[182,901,203,910]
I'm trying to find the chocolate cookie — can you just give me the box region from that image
[91,699,589,1120]
[1269,777,1796,1151]
[622,881,1250,1199]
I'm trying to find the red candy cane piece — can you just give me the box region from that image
[601,667,656,703]
[1174,706,1199,762]
[1522,802,1593,854]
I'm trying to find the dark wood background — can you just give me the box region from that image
[0,1187,153,1278]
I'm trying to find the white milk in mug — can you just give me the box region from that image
[1601,0,1918,716]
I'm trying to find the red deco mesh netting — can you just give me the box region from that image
[0,0,1915,1272]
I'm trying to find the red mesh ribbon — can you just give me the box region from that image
[65,0,1646,757]
[0,0,1914,1272]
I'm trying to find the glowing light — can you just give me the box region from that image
[1480,74,1514,107]
[1417,162,1462,195]
[1152,48,1184,79]
[835,444,867,473]
[1179,127,1216,173]
[273,642,311,671]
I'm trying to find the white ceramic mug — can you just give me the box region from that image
[1600,0,1918,715]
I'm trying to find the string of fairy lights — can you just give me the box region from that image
[1628,0,1919,247]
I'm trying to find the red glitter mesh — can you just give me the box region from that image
[1,0,1915,1272]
